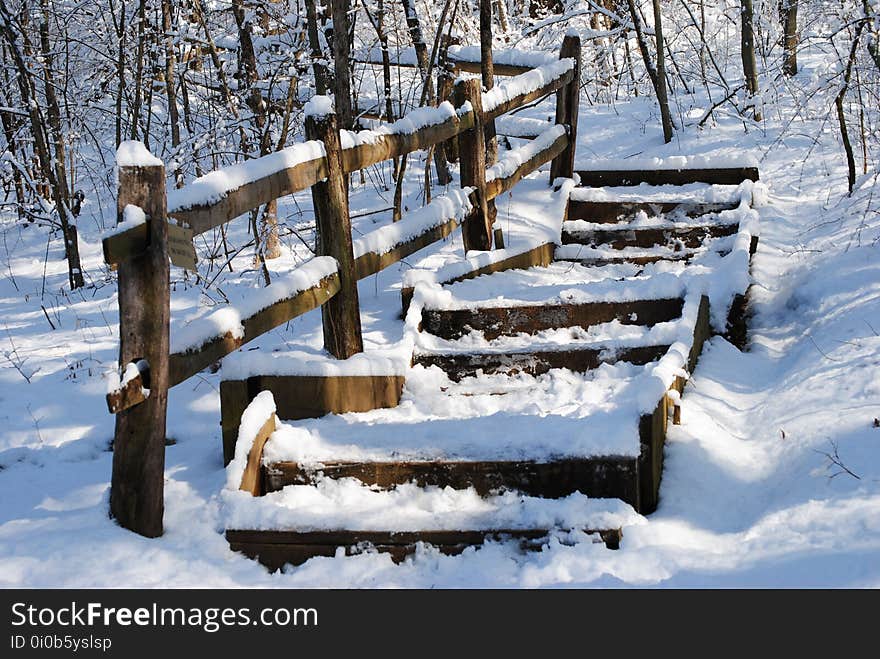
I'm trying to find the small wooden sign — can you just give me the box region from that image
[167,222,197,271]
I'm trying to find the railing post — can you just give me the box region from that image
[550,34,581,183]
[305,103,364,359]
[110,143,170,538]
[453,77,492,252]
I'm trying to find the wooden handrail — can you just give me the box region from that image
[125,124,567,399]
[102,61,576,266]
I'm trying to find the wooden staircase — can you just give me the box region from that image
[221,167,759,570]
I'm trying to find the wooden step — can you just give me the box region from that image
[421,297,684,340]
[576,167,759,187]
[413,343,669,380]
[562,222,739,250]
[265,456,640,502]
[567,200,738,223]
[227,527,623,570]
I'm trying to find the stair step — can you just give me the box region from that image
[264,456,640,501]
[562,220,739,250]
[421,297,684,340]
[575,167,759,187]
[553,238,734,267]
[567,199,738,223]
[227,526,622,569]
[413,343,669,380]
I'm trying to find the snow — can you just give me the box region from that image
[352,188,473,259]
[3,21,880,588]
[482,59,576,114]
[225,391,276,492]
[171,256,338,354]
[167,141,326,212]
[486,125,568,183]
[303,94,333,118]
[105,204,147,237]
[115,140,162,168]
[342,103,458,149]
[221,480,640,533]
[221,349,408,380]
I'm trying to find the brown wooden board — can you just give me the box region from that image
[354,217,461,280]
[421,297,684,340]
[412,343,670,381]
[238,414,276,497]
[265,456,640,502]
[220,374,405,466]
[168,272,340,387]
[575,167,760,187]
[400,243,556,316]
[561,222,739,250]
[566,200,739,224]
[227,527,622,570]
[106,361,149,414]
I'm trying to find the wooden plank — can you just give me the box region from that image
[103,222,148,266]
[550,35,581,182]
[566,200,739,223]
[227,527,622,569]
[354,217,461,280]
[483,68,575,121]
[220,379,252,466]
[106,360,149,414]
[258,374,405,421]
[168,273,340,388]
[306,110,363,359]
[484,130,569,200]
[219,373,405,465]
[110,160,170,539]
[413,343,670,381]
[421,297,685,340]
[239,414,276,497]
[265,456,640,503]
[353,54,536,77]
[561,222,740,249]
[575,167,760,187]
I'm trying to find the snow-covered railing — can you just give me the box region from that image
[104,35,582,539]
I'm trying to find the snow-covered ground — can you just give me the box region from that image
[2,60,880,586]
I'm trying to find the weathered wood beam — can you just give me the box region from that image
[227,527,621,569]
[413,343,670,381]
[238,412,276,497]
[110,156,170,539]
[265,456,639,502]
[168,272,340,388]
[484,130,568,200]
[575,167,760,187]
[483,68,575,122]
[422,297,685,341]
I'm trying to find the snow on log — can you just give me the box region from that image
[225,390,277,496]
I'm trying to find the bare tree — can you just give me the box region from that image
[780,1,798,76]
[741,0,762,121]
[626,0,674,142]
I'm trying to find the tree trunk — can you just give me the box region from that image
[626,0,674,142]
[741,0,761,121]
[780,1,798,76]
[131,0,146,140]
[305,0,331,95]
[836,21,866,194]
[161,0,182,185]
[329,0,354,129]
[480,0,498,164]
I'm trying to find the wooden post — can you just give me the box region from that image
[453,78,492,252]
[305,108,364,359]
[110,155,170,538]
[550,34,581,183]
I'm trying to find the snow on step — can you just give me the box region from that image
[569,180,754,205]
[259,364,664,465]
[417,261,688,310]
[222,477,641,534]
[554,235,736,265]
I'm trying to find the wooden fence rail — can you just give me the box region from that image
[106,37,581,537]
